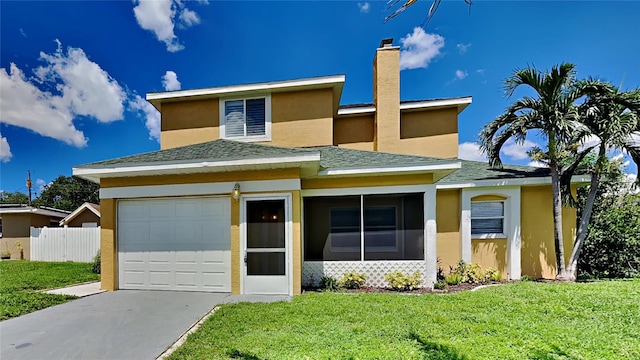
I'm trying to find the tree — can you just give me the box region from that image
[32,176,99,211]
[385,0,472,25]
[562,85,640,276]
[576,156,640,279]
[479,63,599,280]
[0,191,29,204]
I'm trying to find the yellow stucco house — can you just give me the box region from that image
[74,40,583,295]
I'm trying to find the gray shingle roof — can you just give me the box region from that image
[308,146,458,170]
[437,160,550,184]
[77,139,316,168]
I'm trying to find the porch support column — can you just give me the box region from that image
[460,190,473,263]
[507,189,522,280]
[424,185,437,287]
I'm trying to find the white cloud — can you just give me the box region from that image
[455,70,468,80]
[162,70,181,91]
[19,28,27,38]
[0,136,12,163]
[458,142,487,162]
[456,43,470,54]
[501,139,538,160]
[0,41,126,147]
[399,27,445,71]
[358,2,370,13]
[133,0,205,52]
[35,179,47,192]
[579,134,600,151]
[476,69,485,74]
[178,8,200,27]
[131,95,160,141]
[527,161,547,168]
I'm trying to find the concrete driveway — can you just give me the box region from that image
[0,290,227,360]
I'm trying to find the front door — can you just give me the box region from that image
[243,196,290,295]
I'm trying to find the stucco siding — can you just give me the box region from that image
[100,199,117,291]
[302,174,433,190]
[334,114,374,147]
[471,239,507,276]
[436,189,461,271]
[266,89,334,148]
[160,98,220,149]
[521,186,576,279]
[66,210,100,227]
[398,109,458,158]
[374,47,400,153]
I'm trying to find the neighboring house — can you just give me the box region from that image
[74,39,586,295]
[59,202,101,228]
[0,204,70,260]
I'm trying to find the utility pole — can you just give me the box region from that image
[26,170,32,206]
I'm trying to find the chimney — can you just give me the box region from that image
[373,38,400,152]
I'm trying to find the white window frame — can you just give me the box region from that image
[219,94,272,142]
[470,200,506,239]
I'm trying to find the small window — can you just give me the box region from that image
[471,201,504,235]
[220,96,271,141]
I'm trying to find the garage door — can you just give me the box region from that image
[118,197,231,292]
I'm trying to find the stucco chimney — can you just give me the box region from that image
[373,38,400,152]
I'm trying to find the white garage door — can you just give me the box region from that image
[118,197,231,292]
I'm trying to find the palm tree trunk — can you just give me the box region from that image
[566,147,605,278]
[550,161,569,280]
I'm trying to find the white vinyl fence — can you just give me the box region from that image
[30,226,100,262]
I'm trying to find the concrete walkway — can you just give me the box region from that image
[44,281,105,297]
[1,290,289,360]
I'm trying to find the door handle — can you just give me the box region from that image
[244,254,247,265]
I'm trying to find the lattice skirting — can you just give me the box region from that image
[303,261,428,288]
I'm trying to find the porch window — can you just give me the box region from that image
[471,201,504,235]
[304,193,424,261]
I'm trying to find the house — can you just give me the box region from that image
[59,202,101,228]
[73,39,585,295]
[0,204,70,260]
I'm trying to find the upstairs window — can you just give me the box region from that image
[220,96,271,141]
[471,201,504,236]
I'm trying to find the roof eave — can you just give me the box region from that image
[314,162,461,178]
[73,154,321,183]
[436,175,591,189]
[147,75,346,112]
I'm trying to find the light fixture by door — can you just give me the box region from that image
[232,183,241,201]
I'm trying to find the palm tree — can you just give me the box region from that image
[479,63,595,280]
[563,85,640,277]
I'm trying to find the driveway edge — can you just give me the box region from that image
[156,305,221,359]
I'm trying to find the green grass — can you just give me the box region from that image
[169,280,640,360]
[0,261,99,320]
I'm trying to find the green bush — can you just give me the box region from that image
[91,250,101,274]
[484,268,502,282]
[385,271,423,291]
[445,273,462,285]
[338,272,367,289]
[320,276,339,291]
[520,275,533,282]
[450,260,485,284]
[433,282,447,290]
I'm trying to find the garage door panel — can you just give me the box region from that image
[118,197,231,292]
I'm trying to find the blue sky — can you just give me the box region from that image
[1,1,639,195]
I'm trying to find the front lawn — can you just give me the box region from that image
[0,261,99,320]
[170,280,639,359]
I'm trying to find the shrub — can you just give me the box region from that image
[520,275,533,282]
[445,273,462,285]
[433,282,447,290]
[338,272,367,289]
[385,271,423,291]
[450,260,486,284]
[320,275,339,291]
[484,268,502,282]
[91,250,101,274]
